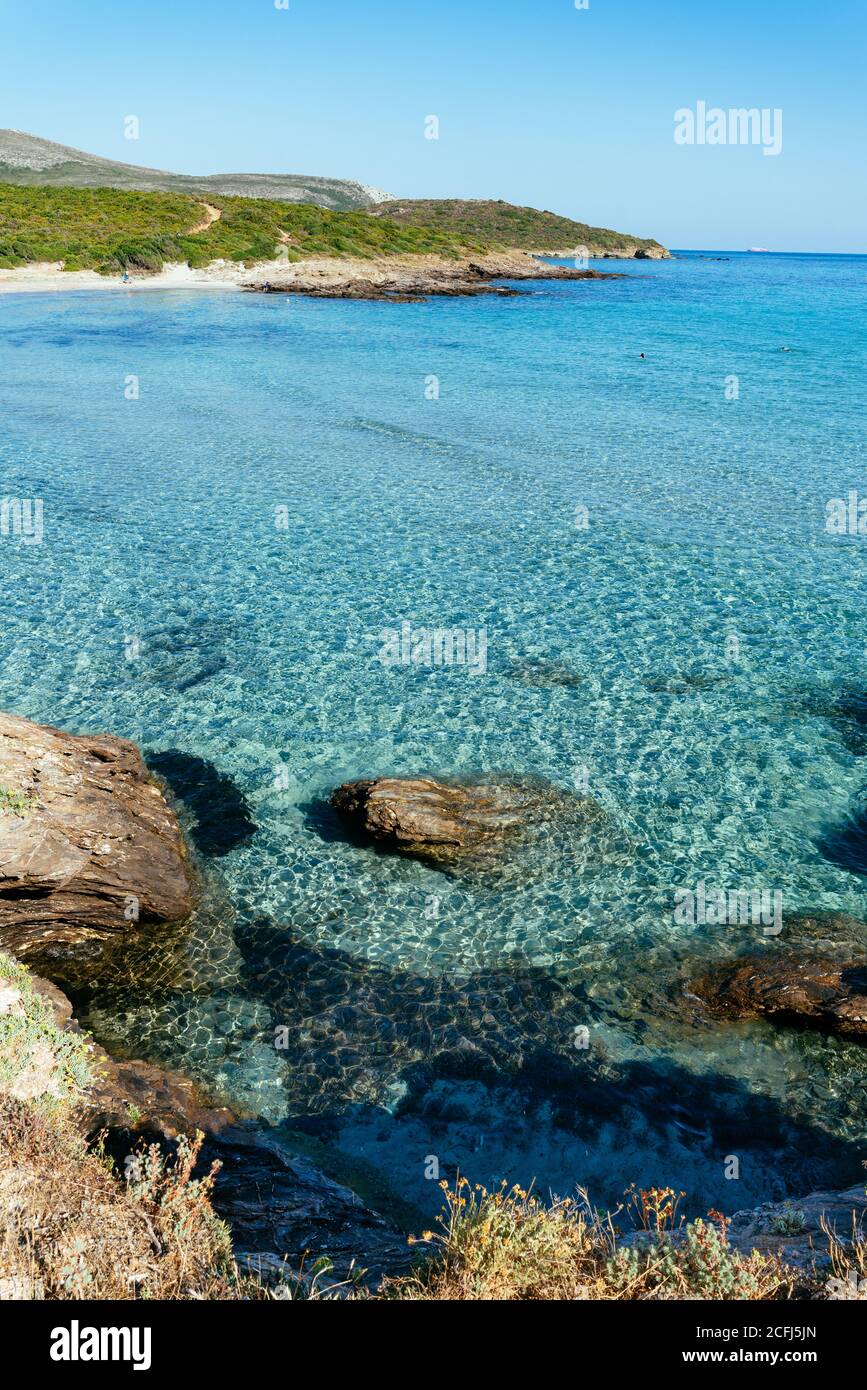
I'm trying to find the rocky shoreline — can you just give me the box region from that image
[242,250,626,302]
[0,245,659,299]
[1,711,865,1298]
[0,711,194,960]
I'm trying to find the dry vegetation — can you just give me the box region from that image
[0,1102,255,1300]
[380,1180,796,1302]
[0,950,257,1300]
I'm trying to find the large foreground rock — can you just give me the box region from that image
[690,952,867,1040]
[330,774,599,870]
[0,712,194,958]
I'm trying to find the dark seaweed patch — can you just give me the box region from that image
[126,618,233,694]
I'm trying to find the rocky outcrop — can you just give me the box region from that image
[16,970,236,1141]
[528,244,670,261]
[0,712,194,959]
[244,251,623,302]
[727,1184,867,1286]
[2,959,411,1292]
[690,952,867,1040]
[202,1128,413,1293]
[330,774,599,870]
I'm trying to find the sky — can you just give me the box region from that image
[1,0,864,252]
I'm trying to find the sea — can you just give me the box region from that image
[2,249,865,1222]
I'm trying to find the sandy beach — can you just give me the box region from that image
[0,259,247,294]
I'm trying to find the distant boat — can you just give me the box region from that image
[748,247,770,253]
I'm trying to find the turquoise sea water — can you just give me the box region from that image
[2,251,866,1221]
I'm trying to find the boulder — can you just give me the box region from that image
[330,774,598,870]
[0,711,194,959]
[690,952,867,1040]
[202,1127,413,1293]
[727,1184,867,1283]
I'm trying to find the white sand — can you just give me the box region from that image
[0,260,247,295]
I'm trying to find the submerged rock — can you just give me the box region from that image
[330,774,599,870]
[819,804,867,877]
[0,711,194,959]
[504,658,584,689]
[690,952,867,1041]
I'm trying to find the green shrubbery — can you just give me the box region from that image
[0,185,663,274]
[0,952,93,1116]
[0,185,479,273]
[374,197,665,253]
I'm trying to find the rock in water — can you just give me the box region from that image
[203,1129,413,1293]
[330,774,598,870]
[690,953,867,1041]
[0,711,194,958]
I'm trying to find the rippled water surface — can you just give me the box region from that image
[2,252,866,1219]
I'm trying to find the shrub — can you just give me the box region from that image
[383,1178,793,1301]
[0,952,93,1115]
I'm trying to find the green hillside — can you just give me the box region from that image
[0,185,481,273]
[370,198,665,254]
[0,185,666,275]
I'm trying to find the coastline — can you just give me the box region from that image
[0,259,246,295]
[3,248,867,1307]
[0,248,629,300]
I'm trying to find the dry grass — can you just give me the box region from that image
[0,953,260,1301]
[0,1099,259,1300]
[382,1179,794,1301]
[821,1208,867,1298]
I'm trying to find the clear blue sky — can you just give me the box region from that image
[2,0,864,251]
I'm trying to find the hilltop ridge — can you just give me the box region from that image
[373,197,669,258]
[0,128,392,210]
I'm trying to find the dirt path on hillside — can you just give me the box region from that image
[186,202,222,235]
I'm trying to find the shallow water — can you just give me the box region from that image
[2,252,866,1220]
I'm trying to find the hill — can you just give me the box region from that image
[370,198,667,256]
[0,184,480,273]
[0,180,668,278]
[0,129,391,211]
